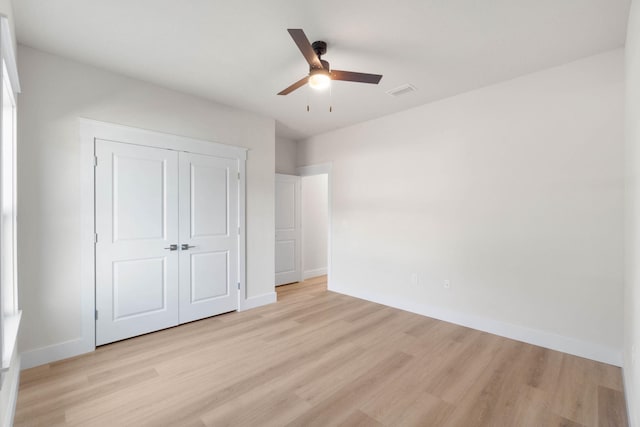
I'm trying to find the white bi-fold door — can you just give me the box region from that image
[95,140,239,345]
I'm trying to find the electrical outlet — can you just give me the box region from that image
[444,279,450,289]
[410,273,419,286]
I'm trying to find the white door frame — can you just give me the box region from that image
[79,118,248,355]
[296,163,332,286]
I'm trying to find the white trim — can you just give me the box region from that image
[623,366,637,427]
[1,350,20,427]
[78,118,247,160]
[239,292,277,311]
[303,268,327,280]
[73,119,248,369]
[238,159,248,310]
[20,338,89,370]
[0,15,20,390]
[1,311,20,371]
[296,163,333,288]
[296,163,332,177]
[0,16,20,95]
[78,121,98,363]
[330,283,623,367]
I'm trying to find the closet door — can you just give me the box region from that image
[178,152,239,324]
[95,140,179,346]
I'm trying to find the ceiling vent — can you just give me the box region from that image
[386,84,417,97]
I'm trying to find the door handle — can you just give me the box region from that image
[181,244,196,250]
[164,244,178,251]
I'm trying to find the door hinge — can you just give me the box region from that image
[237,282,241,290]
[95,310,98,320]
[93,156,98,167]
[94,232,98,243]
[238,227,240,235]
[237,172,240,180]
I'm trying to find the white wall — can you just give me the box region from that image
[16,46,275,364]
[298,49,624,365]
[275,136,298,174]
[625,1,640,424]
[301,174,328,279]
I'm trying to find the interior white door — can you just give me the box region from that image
[95,140,179,346]
[178,152,239,323]
[275,174,301,285]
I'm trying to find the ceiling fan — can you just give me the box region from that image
[278,29,383,96]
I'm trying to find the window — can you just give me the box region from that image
[1,61,16,311]
[0,17,20,372]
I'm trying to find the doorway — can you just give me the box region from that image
[274,164,331,287]
[291,163,332,286]
[300,173,329,280]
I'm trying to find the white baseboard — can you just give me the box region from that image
[329,284,622,367]
[20,293,278,369]
[303,268,327,280]
[20,337,93,370]
[239,291,277,311]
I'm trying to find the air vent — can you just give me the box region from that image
[386,84,417,97]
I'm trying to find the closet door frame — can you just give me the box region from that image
[79,118,247,356]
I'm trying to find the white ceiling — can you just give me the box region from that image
[13,0,630,141]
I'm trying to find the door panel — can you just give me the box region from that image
[275,174,301,285]
[190,251,228,302]
[113,258,166,319]
[113,156,166,241]
[190,164,228,237]
[95,140,179,346]
[179,152,239,324]
[275,240,296,273]
[276,181,296,230]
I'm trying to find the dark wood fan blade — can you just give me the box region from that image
[288,29,323,69]
[331,70,383,84]
[277,76,309,95]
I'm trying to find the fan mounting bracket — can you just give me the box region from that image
[312,41,327,57]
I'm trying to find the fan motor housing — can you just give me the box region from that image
[312,40,327,56]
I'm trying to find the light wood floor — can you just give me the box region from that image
[15,276,628,426]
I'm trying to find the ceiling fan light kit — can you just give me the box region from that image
[278,28,383,96]
[308,68,331,90]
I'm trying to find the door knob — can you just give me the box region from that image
[164,244,178,251]
[181,244,196,250]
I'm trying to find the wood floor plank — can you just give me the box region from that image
[14,275,628,427]
[598,385,629,427]
[551,354,600,426]
[338,410,384,427]
[436,338,526,426]
[358,356,454,425]
[392,392,455,426]
[287,351,413,427]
